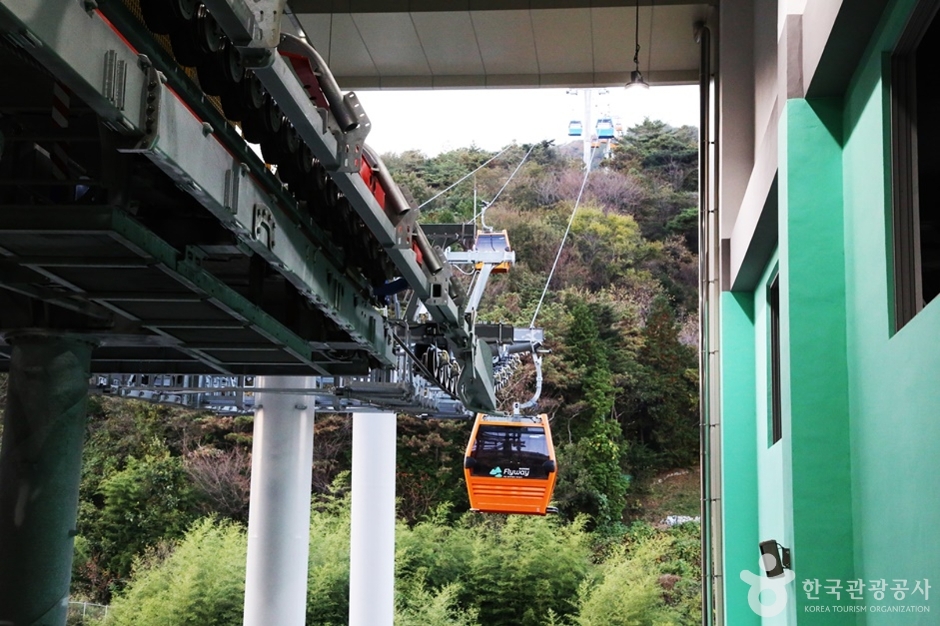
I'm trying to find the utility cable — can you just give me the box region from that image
[529,146,596,329]
[416,147,510,210]
[470,143,536,230]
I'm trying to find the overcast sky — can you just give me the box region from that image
[354,85,700,156]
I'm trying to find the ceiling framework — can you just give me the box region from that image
[292,1,713,89]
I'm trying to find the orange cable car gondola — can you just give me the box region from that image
[463,413,557,515]
[473,230,513,274]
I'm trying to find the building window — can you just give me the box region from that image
[768,274,782,445]
[891,0,940,329]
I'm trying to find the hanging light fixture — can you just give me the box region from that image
[627,1,650,89]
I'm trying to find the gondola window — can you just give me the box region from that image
[469,426,551,479]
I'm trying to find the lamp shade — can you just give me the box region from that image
[627,69,649,89]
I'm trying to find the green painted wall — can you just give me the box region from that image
[720,290,761,625]
[753,254,795,625]
[721,98,857,624]
[779,97,857,622]
[719,0,940,621]
[839,0,940,622]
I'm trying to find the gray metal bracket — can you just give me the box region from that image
[201,0,285,49]
[123,60,165,153]
[425,267,454,308]
[252,205,276,251]
[331,92,371,173]
[457,337,497,413]
[102,50,127,111]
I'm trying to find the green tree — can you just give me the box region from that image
[396,415,472,524]
[398,146,497,222]
[625,295,699,471]
[575,522,702,626]
[554,420,630,527]
[104,503,596,626]
[101,518,246,626]
[396,579,479,626]
[609,120,699,245]
[461,515,591,626]
[610,120,698,192]
[575,537,676,626]
[551,299,630,526]
[395,511,594,625]
[563,298,616,427]
[570,207,644,290]
[305,496,353,626]
[94,448,200,585]
[73,398,212,600]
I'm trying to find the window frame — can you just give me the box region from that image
[890,0,940,329]
[768,273,782,446]
[469,425,551,479]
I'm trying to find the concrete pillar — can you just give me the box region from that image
[0,332,94,626]
[243,376,315,626]
[348,412,396,626]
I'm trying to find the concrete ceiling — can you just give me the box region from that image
[290,1,713,89]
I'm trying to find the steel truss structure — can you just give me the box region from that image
[0,0,541,416]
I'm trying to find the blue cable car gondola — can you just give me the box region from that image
[568,120,583,137]
[596,118,615,139]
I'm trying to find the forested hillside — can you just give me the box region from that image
[3,120,704,625]
[382,120,701,528]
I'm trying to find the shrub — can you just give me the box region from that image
[101,518,246,626]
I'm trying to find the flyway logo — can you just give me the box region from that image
[740,554,796,617]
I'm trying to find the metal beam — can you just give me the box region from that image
[0,0,394,367]
[0,206,382,374]
[196,0,496,410]
[0,0,499,410]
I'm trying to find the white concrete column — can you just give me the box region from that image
[243,376,316,626]
[348,412,397,626]
[582,88,592,168]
